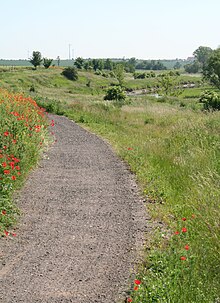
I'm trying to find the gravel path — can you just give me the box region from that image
[0,115,147,303]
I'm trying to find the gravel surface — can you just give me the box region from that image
[0,115,149,303]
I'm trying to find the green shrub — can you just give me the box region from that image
[104,86,126,103]
[61,67,78,81]
[199,90,220,110]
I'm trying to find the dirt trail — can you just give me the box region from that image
[0,115,148,303]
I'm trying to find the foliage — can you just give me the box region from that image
[0,90,50,236]
[113,64,125,86]
[29,51,43,69]
[184,60,200,73]
[199,90,220,110]
[74,57,84,69]
[193,46,213,67]
[104,85,126,102]
[203,48,220,89]
[43,58,53,69]
[61,66,78,81]
[157,74,182,96]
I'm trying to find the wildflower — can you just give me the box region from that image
[4,131,9,136]
[192,214,195,219]
[12,139,17,144]
[127,298,133,303]
[2,162,7,168]
[15,166,20,170]
[9,162,15,169]
[127,147,133,150]
[4,230,9,236]
[51,120,55,126]
[4,170,10,175]
[174,231,180,235]
[11,233,17,237]
[134,279,141,285]
[182,217,187,221]
[180,256,187,261]
[11,176,16,180]
[1,210,6,215]
[134,286,139,291]
[17,172,21,176]
[184,245,190,250]
[182,227,187,233]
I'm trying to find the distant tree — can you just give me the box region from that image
[104,58,113,70]
[74,57,84,69]
[29,51,42,69]
[173,61,181,69]
[43,58,53,69]
[184,61,200,73]
[193,46,213,67]
[157,74,182,96]
[203,48,220,89]
[61,67,78,81]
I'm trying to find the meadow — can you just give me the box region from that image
[0,66,219,302]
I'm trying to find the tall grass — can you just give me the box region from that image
[0,90,51,237]
[65,97,220,302]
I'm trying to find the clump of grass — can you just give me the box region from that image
[0,89,51,237]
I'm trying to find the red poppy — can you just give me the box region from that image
[182,217,186,221]
[15,166,20,170]
[174,231,179,235]
[182,227,187,233]
[127,299,133,303]
[4,170,10,175]
[11,176,16,180]
[4,230,9,236]
[134,279,141,285]
[184,245,190,250]
[17,172,21,176]
[180,256,187,261]
[1,210,6,215]
[2,162,7,168]
[12,139,17,144]
[127,147,133,150]
[11,233,17,237]
[134,286,139,291]
[4,131,9,136]
[9,162,15,169]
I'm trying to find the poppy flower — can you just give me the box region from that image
[127,147,133,150]
[127,298,133,303]
[2,162,7,168]
[182,217,187,221]
[11,176,16,180]
[184,245,190,250]
[1,210,6,215]
[182,227,187,233]
[134,286,139,291]
[180,256,187,261]
[4,170,10,175]
[4,230,9,236]
[4,131,9,137]
[134,279,141,285]
[15,166,20,170]
[174,231,179,235]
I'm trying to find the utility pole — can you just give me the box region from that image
[69,44,71,60]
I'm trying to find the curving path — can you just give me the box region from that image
[0,115,147,303]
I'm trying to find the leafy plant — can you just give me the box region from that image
[43,58,53,69]
[104,85,126,103]
[61,67,78,81]
[199,90,220,110]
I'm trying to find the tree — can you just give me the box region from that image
[173,61,181,69]
[104,58,113,70]
[74,57,84,69]
[157,74,182,96]
[29,51,42,69]
[184,61,200,73]
[113,64,125,86]
[203,48,220,89]
[193,46,213,67]
[43,58,53,69]
[61,67,78,81]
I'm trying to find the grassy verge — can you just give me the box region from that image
[46,96,219,302]
[0,89,52,237]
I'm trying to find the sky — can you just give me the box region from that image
[1,0,220,60]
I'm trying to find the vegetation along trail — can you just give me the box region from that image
[0,114,148,303]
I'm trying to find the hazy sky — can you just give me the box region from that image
[1,0,219,60]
